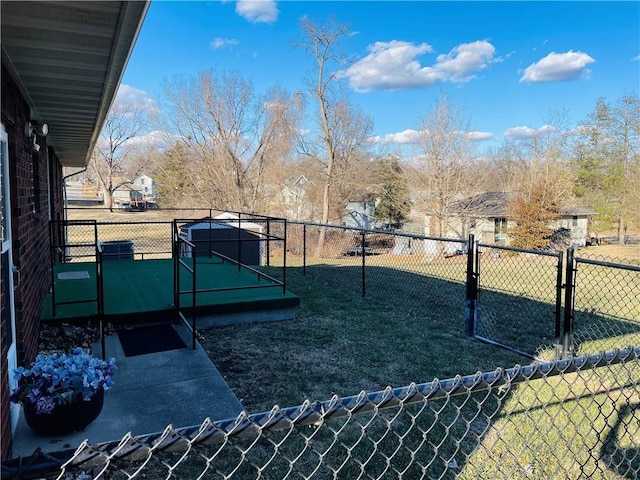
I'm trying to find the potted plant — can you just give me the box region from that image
[10,347,116,436]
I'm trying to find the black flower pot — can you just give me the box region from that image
[23,388,104,436]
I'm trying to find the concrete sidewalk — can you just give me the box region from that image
[12,325,244,457]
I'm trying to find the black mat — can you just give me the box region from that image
[117,324,187,357]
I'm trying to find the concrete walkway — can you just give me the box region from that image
[12,325,244,457]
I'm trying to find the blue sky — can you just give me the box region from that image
[121,1,640,149]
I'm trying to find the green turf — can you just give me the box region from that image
[41,258,299,324]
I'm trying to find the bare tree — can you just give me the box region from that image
[297,17,374,253]
[90,98,151,210]
[410,92,485,238]
[504,111,574,248]
[161,70,302,211]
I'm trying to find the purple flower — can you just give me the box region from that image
[36,396,56,414]
[10,348,116,413]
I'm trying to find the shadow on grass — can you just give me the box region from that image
[298,262,638,360]
[195,264,640,479]
[601,402,640,479]
[573,311,640,356]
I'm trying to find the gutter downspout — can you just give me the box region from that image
[62,167,87,223]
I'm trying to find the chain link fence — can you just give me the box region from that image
[571,252,640,357]
[286,222,468,323]
[3,347,637,479]
[474,244,563,360]
[5,213,636,478]
[285,223,638,362]
[54,213,639,362]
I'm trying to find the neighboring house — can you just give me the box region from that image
[0,1,148,460]
[344,201,376,230]
[280,175,313,221]
[65,181,104,206]
[112,184,145,209]
[429,192,596,247]
[134,174,157,199]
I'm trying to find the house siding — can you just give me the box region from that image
[1,62,64,459]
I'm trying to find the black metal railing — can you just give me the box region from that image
[174,228,197,351]
[49,220,103,319]
[53,210,638,362]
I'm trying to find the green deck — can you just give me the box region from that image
[41,258,299,324]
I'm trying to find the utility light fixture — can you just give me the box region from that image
[25,120,48,153]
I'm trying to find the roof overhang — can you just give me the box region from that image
[1,1,149,167]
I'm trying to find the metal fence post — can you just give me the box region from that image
[563,247,576,359]
[266,219,271,267]
[554,251,564,361]
[361,231,366,297]
[465,234,478,336]
[282,219,287,296]
[237,214,242,272]
[302,224,307,276]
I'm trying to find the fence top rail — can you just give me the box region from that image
[478,242,563,258]
[65,207,287,222]
[575,256,640,272]
[54,219,174,227]
[56,219,97,226]
[289,220,467,244]
[173,219,285,241]
[20,346,635,474]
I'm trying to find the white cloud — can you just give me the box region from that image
[520,51,595,83]
[504,124,555,140]
[344,40,498,92]
[236,0,278,23]
[210,37,239,50]
[466,131,494,142]
[124,130,168,149]
[434,40,498,82]
[632,55,640,62]
[371,128,494,145]
[116,84,150,104]
[370,129,423,144]
[344,41,444,92]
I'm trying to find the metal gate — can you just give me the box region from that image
[566,250,640,357]
[473,242,564,360]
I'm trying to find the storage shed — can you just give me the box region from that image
[179,220,263,265]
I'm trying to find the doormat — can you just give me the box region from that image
[58,271,90,280]
[117,324,187,357]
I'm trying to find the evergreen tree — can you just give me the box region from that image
[373,157,410,227]
[571,95,640,242]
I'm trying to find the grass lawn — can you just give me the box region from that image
[58,210,638,478]
[195,264,638,479]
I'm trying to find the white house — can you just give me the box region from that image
[343,201,376,230]
[427,192,597,247]
[134,174,157,199]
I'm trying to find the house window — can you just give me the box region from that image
[494,218,508,242]
[572,216,578,227]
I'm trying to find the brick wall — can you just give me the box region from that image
[1,61,64,460]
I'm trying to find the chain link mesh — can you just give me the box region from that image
[289,223,468,322]
[572,253,640,356]
[4,348,633,480]
[475,244,563,359]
